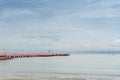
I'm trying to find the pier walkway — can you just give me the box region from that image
[0,53,69,58]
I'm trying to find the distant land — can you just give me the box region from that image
[70,50,120,54]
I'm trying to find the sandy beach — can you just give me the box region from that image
[0,73,120,80]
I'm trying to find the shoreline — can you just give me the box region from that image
[0,73,120,80]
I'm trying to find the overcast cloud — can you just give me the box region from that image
[0,0,120,52]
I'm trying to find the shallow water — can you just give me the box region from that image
[0,54,120,79]
[0,73,120,80]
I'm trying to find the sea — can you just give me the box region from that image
[0,53,120,80]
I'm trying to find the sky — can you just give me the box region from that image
[0,0,120,52]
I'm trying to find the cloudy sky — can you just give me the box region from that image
[0,0,120,52]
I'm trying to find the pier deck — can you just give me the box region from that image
[0,53,69,58]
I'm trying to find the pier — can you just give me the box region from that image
[0,53,69,60]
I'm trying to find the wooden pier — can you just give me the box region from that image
[0,53,69,59]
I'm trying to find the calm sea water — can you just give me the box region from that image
[0,53,120,76]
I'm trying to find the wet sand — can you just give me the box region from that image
[0,74,120,80]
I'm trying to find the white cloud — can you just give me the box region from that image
[0,0,120,51]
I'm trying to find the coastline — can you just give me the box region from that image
[0,73,120,80]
